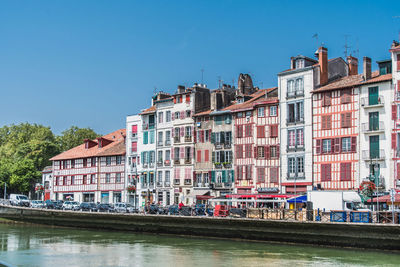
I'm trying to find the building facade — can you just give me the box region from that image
[126,115,141,207]
[50,130,126,203]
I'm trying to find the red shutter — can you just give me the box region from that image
[398,80,400,92]
[173,97,176,104]
[331,138,335,154]
[316,139,321,154]
[265,145,270,159]
[205,150,209,162]
[171,148,174,159]
[197,150,201,162]
[392,133,397,149]
[180,147,184,159]
[321,116,326,130]
[194,130,197,143]
[276,145,280,158]
[334,138,341,153]
[254,146,258,158]
[186,94,190,103]
[397,163,400,179]
[327,164,331,181]
[180,126,184,136]
[171,128,175,137]
[392,105,397,120]
[351,136,357,152]
[321,164,325,181]
[340,163,345,181]
[190,147,194,159]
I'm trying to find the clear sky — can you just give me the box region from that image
[1,0,399,135]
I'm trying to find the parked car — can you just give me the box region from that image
[10,194,30,207]
[30,200,45,209]
[114,202,128,213]
[53,200,64,210]
[44,200,56,209]
[126,204,137,213]
[62,201,80,211]
[97,203,116,213]
[80,202,98,212]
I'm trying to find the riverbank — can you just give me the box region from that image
[1,205,399,251]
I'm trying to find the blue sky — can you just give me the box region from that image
[1,0,399,134]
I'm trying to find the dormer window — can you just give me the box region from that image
[295,59,304,69]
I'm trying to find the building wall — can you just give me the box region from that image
[126,115,141,206]
[312,88,360,190]
[391,49,400,190]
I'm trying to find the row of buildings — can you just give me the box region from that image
[43,41,400,207]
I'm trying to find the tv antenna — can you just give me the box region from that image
[217,76,222,89]
[201,68,204,84]
[394,16,400,41]
[343,34,351,58]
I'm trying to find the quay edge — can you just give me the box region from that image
[0,205,399,251]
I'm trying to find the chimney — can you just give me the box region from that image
[363,57,371,80]
[318,47,328,85]
[347,56,358,76]
[177,85,185,94]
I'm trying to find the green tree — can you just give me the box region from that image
[57,126,100,152]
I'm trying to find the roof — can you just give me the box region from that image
[50,129,126,161]
[140,105,156,115]
[41,166,52,173]
[312,72,392,93]
[223,87,278,112]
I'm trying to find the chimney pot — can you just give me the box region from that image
[363,57,371,80]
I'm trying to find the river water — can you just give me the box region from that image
[0,223,399,267]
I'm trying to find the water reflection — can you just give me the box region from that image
[0,223,399,267]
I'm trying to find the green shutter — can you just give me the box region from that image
[222,170,227,183]
[220,132,225,143]
[211,133,215,143]
[150,131,154,144]
[230,170,234,182]
[211,171,216,183]
[141,152,144,164]
[370,135,380,159]
[144,132,148,144]
[368,87,378,105]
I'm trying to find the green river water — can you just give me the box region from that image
[0,223,399,267]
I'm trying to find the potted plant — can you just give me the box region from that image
[127,185,136,194]
[35,184,44,194]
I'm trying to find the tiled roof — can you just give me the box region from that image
[50,129,126,161]
[140,105,156,115]
[193,109,212,117]
[223,87,277,112]
[313,72,392,93]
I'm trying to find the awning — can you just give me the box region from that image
[367,194,400,203]
[196,195,214,200]
[287,195,307,203]
[225,194,295,199]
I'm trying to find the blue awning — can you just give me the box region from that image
[287,195,307,203]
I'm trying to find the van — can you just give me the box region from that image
[10,194,30,207]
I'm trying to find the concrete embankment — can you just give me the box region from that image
[1,205,399,251]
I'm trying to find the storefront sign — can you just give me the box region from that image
[256,187,279,193]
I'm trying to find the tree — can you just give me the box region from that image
[57,126,100,152]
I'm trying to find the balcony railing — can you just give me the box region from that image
[287,144,305,152]
[156,181,163,187]
[214,143,223,150]
[157,161,163,167]
[165,140,171,146]
[184,158,192,164]
[361,95,384,108]
[174,136,180,143]
[149,163,155,168]
[174,179,180,185]
[184,179,192,185]
[362,121,385,134]
[287,90,304,98]
[174,159,180,165]
[164,181,171,187]
[224,143,231,149]
[287,118,304,125]
[362,149,385,161]
[157,141,163,147]
[214,163,222,169]
[164,160,171,166]
[184,136,192,142]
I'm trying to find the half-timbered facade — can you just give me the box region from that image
[50,129,126,203]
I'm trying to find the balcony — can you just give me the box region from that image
[142,123,155,130]
[165,140,171,146]
[287,90,304,99]
[164,181,171,187]
[157,141,163,147]
[362,149,385,161]
[174,136,180,144]
[362,122,385,134]
[129,166,137,173]
[287,144,305,152]
[149,163,155,168]
[286,118,304,125]
[157,161,163,167]
[214,143,223,150]
[287,172,305,179]
[156,181,163,187]
[164,160,171,166]
[174,159,180,165]
[184,179,192,185]
[214,163,222,169]
[224,143,232,149]
[174,179,180,185]
[184,136,192,142]
[361,95,384,108]
[143,163,148,168]
[223,162,232,169]
[184,158,192,164]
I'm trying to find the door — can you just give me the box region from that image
[369,112,379,130]
[368,87,378,105]
[369,135,380,159]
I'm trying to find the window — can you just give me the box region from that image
[245,125,252,137]
[106,173,110,183]
[322,139,332,153]
[197,150,202,162]
[215,115,223,125]
[270,146,277,158]
[174,148,180,160]
[321,164,332,181]
[245,145,252,158]
[106,156,111,166]
[185,126,192,137]
[82,175,87,184]
[257,146,265,158]
[322,92,332,106]
[270,125,278,137]
[236,125,243,138]
[71,176,75,185]
[257,168,265,183]
[91,157,96,167]
[246,111,252,117]
[185,147,191,160]
[166,111,171,122]
[143,132,148,144]
[150,131,155,144]
[71,160,75,169]
[225,131,232,144]
[91,174,95,184]
[186,110,191,118]
[235,145,243,159]
[237,112,244,118]
[131,141,137,152]
[174,127,180,138]
[342,137,351,152]
[205,130,210,142]
[174,112,180,120]
[270,167,278,183]
[116,173,121,183]
[287,80,295,96]
[295,78,303,94]
[203,172,209,184]
[158,112,163,123]
[270,106,277,116]
[165,150,171,161]
[340,163,351,181]
[288,158,296,175]
[287,101,304,123]
[245,165,252,180]
[295,59,304,69]
[158,151,163,163]
[321,115,332,130]
[150,151,155,163]
[297,157,304,174]
[257,107,265,117]
[341,113,352,128]
[165,171,170,183]
[116,156,122,165]
[83,158,87,168]
[341,89,351,104]
[257,126,265,138]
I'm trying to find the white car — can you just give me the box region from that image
[10,194,30,207]
[30,200,45,208]
[115,202,132,213]
[62,201,80,211]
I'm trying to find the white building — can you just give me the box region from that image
[125,114,141,207]
[41,166,53,201]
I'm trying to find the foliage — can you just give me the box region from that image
[359,181,376,201]
[127,185,136,193]
[56,126,100,152]
[0,123,100,194]
[35,184,44,193]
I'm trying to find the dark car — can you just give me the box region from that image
[97,203,115,213]
[80,202,98,212]
[44,200,56,209]
[54,200,64,210]
[229,208,247,218]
